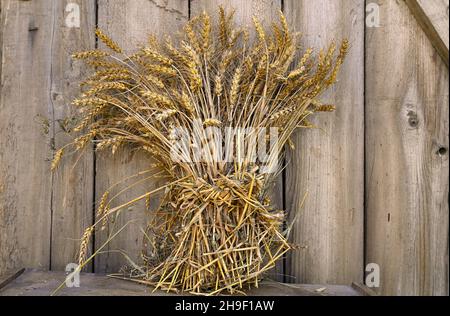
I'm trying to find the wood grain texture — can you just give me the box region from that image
[284,0,365,284]
[405,0,449,67]
[366,0,449,296]
[0,0,55,274]
[190,0,284,282]
[0,270,363,296]
[0,268,24,291]
[0,1,2,94]
[94,0,188,273]
[191,0,281,25]
[50,0,96,271]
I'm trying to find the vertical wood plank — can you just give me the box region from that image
[95,0,188,273]
[191,0,281,25]
[405,0,449,67]
[0,0,55,273]
[284,0,365,284]
[0,1,2,93]
[50,0,96,271]
[190,0,284,282]
[366,0,449,295]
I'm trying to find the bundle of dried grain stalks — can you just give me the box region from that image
[53,8,348,295]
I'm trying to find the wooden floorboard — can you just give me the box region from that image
[0,269,363,296]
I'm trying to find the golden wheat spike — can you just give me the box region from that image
[72,50,109,59]
[96,28,123,53]
[51,148,64,171]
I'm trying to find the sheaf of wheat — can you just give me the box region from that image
[53,7,348,295]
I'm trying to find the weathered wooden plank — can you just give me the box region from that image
[0,0,96,274]
[351,282,379,296]
[0,269,363,296]
[0,1,2,93]
[284,0,365,284]
[190,0,284,282]
[94,0,189,273]
[191,0,281,25]
[50,0,96,271]
[0,0,55,274]
[366,0,449,295]
[405,0,449,67]
[0,268,25,291]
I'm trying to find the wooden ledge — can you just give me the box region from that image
[0,269,371,296]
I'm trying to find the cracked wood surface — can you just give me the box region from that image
[0,0,95,274]
[50,0,96,272]
[0,0,52,274]
[284,0,365,285]
[365,0,449,295]
[0,269,364,296]
[406,0,449,67]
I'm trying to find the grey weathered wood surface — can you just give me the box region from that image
[0,0,95,274]
[405,0,449,67]
[0,268,24,291]
[50,0,95,272]
[191,0,284,282]
[0,269,364,296]
[284,0,365,285]
[94,0,189,273]
[191,0,282,25]
[365,0,449,295]
[0,0,55,273]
